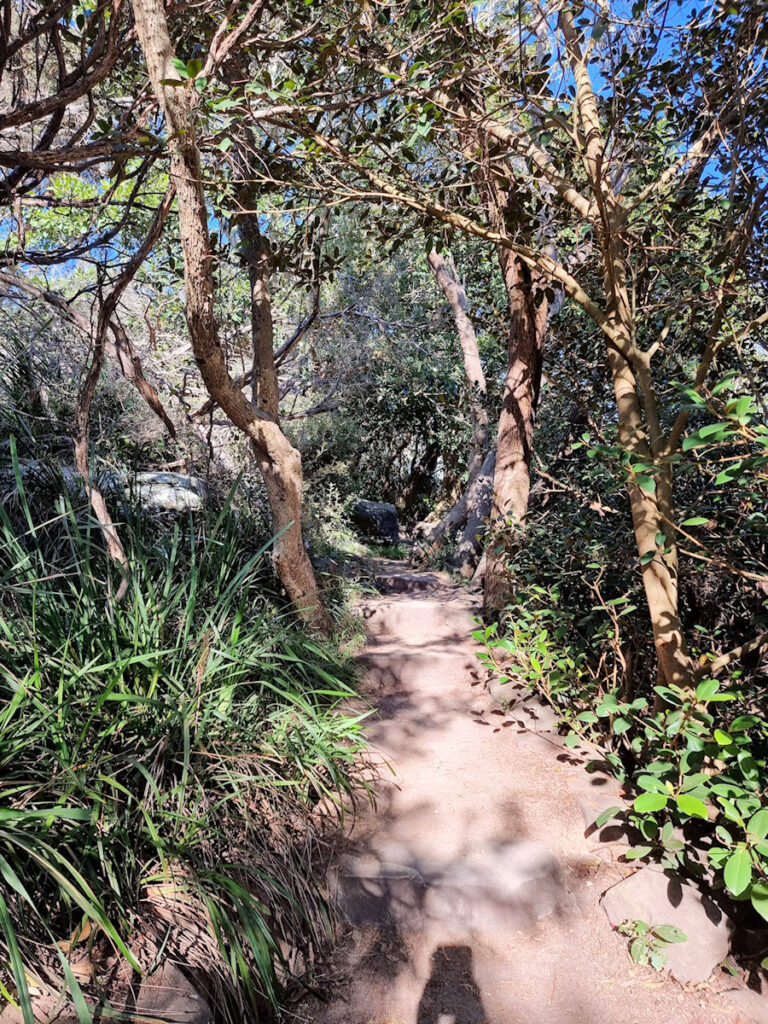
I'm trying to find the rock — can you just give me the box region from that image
[574,774,630,849]
[724,988,768,1024]
[129,962,212,1023]
[332,841,566,938]
[374,570,440,594]
[412,519,437,540]
[1,463,205,515]
[423,841,567,938]
[133,472,206,511]
[352,500,399,544]
[332,854,428,930]
[601,865,733,983]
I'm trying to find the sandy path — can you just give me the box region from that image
[292,564,742,1024]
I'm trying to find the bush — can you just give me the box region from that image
[475,513,768,926]
[0,465,366,1022]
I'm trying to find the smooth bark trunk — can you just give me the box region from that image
[558,5,695,687]
[133,0,330,633]
[452,449,496,576]
[424,248,489,552]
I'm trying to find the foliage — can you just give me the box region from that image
[0,468,366,1022]
[616,920,688,972]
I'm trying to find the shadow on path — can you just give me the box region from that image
[416,946,488,1024]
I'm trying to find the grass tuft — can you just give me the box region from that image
[0,457,366,1022]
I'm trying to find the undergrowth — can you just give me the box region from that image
[474,517,768,927]
[0,456,367,1023]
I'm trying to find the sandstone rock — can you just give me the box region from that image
[133,471,205,511]
[129,962,212,1023]
[352,499,400,544]
[374,569,440,594]
[724,987,768,1024]
[332,841,566,939]
[601,866,733,983]
[423,841,568,938]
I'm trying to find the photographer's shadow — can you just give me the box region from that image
[416,945,487,1024]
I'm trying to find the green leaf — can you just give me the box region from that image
[576,710,598,724]
[748,809,768,839]
[750,882,768,922]
[724,848,752,896]
[0,891,33,1024]
[731,715,760,732]
[595,805,622,828]
[613,716,631,735]
[682,516,710,527]
[714,729,733,745]
[652,924,687,944]
[636,474,657,494]
[634,793,668,813]
[625,845,654,860]
[696,679,720,700]
[676,793,708,819]
[682,422,733,451]
[630,937,646,963]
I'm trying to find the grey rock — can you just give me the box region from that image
[133,472,206,511]
[332,840,566,938]
[424,841,568,937]
[601,865,733,983]
[724,988,768,1024]
[130,962,212,1024]
[374,570,438,594]
[352,499,399,544]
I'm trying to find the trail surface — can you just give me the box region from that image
[295,564,744,1024]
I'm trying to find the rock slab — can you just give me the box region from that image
[725,988,768,1024]
[601,865,732,983]
[333,840,566,938]
[352,500,400,544]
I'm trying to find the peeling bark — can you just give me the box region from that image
[453,449,496,577]
[482,181,549,616]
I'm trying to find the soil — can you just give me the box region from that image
[290,562,752,1024]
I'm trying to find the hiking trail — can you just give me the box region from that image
[294,563,746,1024]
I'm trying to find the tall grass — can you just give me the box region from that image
[0,456,366,1022]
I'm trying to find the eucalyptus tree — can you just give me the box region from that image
[423,245,495,574]
[1,0,338,628]
[274,0,768,686]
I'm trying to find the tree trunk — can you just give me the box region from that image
[133,0,330,633]
[424,248,489,550]
[452,449,496,576]
[484,242,548,616]
[401,441,439,517]
[557,5,696,688]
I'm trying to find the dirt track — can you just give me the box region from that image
[293,563,744,1024]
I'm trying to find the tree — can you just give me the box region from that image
[272,0,767,684]
[422,245,490,569]
[131,0,331,631]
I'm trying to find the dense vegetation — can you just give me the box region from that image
[1,0,766,1019]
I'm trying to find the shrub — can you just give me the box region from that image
[475,515,768,925]
[0,463,366,1022]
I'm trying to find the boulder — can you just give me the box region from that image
[128,962,212,1024]
[133,472,205,511]
[724,988,768,1024]
[352,499,399,544]
[0,464,205,514]
[601,865,733,983]
[331,840,566,938]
